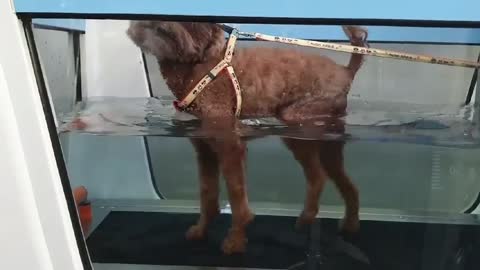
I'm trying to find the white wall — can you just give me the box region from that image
[0,61,54,270]
[0,1,85,268]
[83,20,150,98]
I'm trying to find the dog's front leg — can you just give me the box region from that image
[202,118,254,254]
[186,138,220,240]
[215,136,254,254]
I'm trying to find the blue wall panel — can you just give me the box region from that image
[14,0,480,22]
[33,19,85,31]
[15,0,480,43]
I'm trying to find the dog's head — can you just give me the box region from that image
[127,21,225,63]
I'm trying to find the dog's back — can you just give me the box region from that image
[219,26,368,118]
[228,46,353,118]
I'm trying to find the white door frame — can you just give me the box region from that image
[0,1,90,270]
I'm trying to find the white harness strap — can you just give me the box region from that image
[174,27,243,117]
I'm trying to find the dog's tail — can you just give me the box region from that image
[342,25,369,77]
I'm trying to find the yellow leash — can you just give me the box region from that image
[174,24,480,116]
[237,29,480,69]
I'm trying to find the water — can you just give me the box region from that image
[59,96,480,148]
[60,96,480,214]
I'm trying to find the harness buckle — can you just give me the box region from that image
[218,23,236,34]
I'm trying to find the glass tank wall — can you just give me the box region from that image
[31,18,480,270]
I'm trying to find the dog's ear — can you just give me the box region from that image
[127,21,226,63]
[127,21,155,55]
[202,25,226,61]
[183,23,226,62]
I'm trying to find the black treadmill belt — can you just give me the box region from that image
[86,211,480,269]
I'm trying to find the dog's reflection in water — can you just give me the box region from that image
[127,21,367,254]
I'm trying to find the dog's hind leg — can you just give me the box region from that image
[186,138,221,240]
[279,96,359,233]
[278,99,336,228]
[282,138,328,229]
[319,141,360,234]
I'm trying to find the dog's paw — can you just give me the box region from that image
[243,210,255,226]
[339,217,360,234]
[205,205,221,219]
[222,229,247,255]
[295,210,317,230]
[185,224,207,241]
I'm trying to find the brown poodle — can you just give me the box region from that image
[127,21,368,254]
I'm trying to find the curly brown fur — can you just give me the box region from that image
[128,21,368,254]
